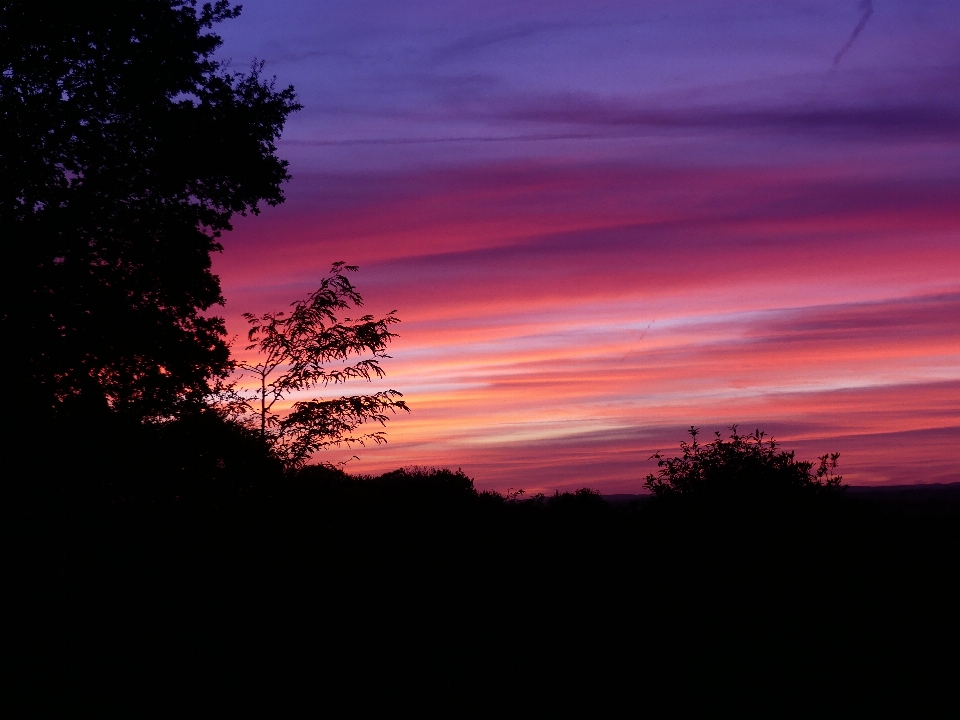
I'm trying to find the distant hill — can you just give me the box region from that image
[604,482,960,510]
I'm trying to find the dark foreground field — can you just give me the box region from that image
[3,470,959,715]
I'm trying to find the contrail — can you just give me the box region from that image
[620,320,655,362]
[833,0,874,66]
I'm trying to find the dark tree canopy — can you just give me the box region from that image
[0,1,300,419]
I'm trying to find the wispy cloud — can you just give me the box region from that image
[431,22,555,62]
[490,91,960,140]
[282,132,604,146]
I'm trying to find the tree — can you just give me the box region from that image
[643,426,843,505]
[0,1,300,420]
[236,262,410,468]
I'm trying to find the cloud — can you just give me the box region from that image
[322,383,960,491]
[431,22,553,62]
[282,132,606,146]
[749,293,960,346]
[284,70,960,146]
[490,91,960,141]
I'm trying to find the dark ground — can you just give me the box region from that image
[2,478,959,715]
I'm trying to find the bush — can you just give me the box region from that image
[643,426,843,508]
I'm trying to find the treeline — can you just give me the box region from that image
[5,457,959,711]
[5,412,960,711]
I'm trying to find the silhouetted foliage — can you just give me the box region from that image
[277,465,479,512]
[235,262,409,468]
[1,1,300,421]
[545,486,608,511]
[0,405,272,511]
[143,407,285,507]
[644,425,844,507]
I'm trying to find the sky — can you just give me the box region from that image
[212,0,960,492]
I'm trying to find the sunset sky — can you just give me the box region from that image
[213,0,959,492]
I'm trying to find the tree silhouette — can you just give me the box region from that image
[644,426,843,504]
[237,262,409,468]
[1,1,300,420]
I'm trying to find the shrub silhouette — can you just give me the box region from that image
[272,465,611,516]
[644,425,843,507]
[293,464,478,510]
